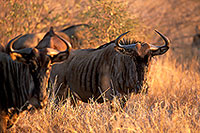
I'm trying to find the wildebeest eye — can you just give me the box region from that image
[29,60,38,71]
[126,49,133,53]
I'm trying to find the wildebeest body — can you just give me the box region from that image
[0,27,71,132]
[5,24,89,52]
[191,25,200,48]
[64,44,141,102]
[51,30,169,104]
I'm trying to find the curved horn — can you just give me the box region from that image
[49,26,55,37]
[154,30,169,47]
[8,34,22,53]
[150,30,170,56]
[9,34,33,55]
[115,31,130,48]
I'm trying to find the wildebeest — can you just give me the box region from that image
[5,24,89,53]
[51,30,170,106]
[35,27,72,51]
[192,25,200,48]
[0,30,71,132]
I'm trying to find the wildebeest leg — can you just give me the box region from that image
[51,80,69,104]
[58,87,78,107]
[70,91,81,108]
[6,109,20,129]
[0,111,9,133]
[109,96,128,112]
[119,96,128,109]
[57,85,69,102]
[100,70,114,102]
[55,87,78,107]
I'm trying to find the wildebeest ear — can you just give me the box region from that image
[135,43,151,58]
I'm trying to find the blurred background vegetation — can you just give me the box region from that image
[0,0,70,43]
[0,0,141,47]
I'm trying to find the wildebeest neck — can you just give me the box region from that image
[94,44,149,94]
[135,54,151,93]
[0,54,34,110]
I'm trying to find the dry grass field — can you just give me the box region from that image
[0,0,200,132]
[8,53,200,132]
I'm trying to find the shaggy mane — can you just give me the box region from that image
[96,38,146,50]
[119,38,144,45]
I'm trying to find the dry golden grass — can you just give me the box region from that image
[8,52,200,132]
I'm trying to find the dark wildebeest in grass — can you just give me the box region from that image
[5,24,89,53]
[192,25,200,49]
[50,30,170,107]
[0,31,71,132]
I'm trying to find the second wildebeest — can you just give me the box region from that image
[0,29,71,132]
[51,30,170,106]
[192,25,200,48]
[5,24,89,53]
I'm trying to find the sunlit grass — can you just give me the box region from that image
[9,52,200,132]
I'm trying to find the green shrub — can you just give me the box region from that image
[77,0,141,46]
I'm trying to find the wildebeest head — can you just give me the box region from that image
[113,30,169,93]
[36,27,72,51]
[5,24,89,53]
[114,30,169,57]
[7,30,71,108]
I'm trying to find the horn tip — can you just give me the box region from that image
[125,31,130,34]
[50,26,54,30]
[154,29,159,33]
[9,34,23,53]
[154,29,170,46]
[49,26,55,36]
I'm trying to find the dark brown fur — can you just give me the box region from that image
[67,43,149,102]
[0,29,71,132]
[0,51,50,132]
[51,41,160,103]
[192,25,200,48]
[51,30,169,106]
